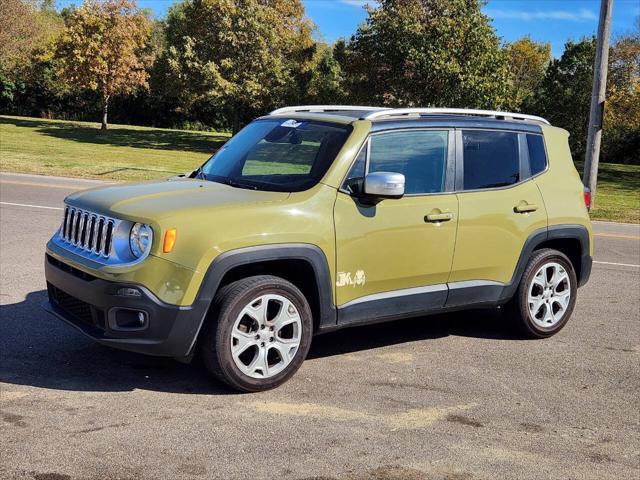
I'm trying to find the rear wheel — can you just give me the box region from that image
[200,275,313,392]
[506,249,577,338]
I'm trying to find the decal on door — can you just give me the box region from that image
[336,270,366,288]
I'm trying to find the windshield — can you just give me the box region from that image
[199,118,352,192]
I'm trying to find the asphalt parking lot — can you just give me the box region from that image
[1,172,639,480]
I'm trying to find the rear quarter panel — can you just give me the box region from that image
[535,125,593,255]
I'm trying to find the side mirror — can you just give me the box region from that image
[363,172,405,199]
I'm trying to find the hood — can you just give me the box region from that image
[65,178,290,221]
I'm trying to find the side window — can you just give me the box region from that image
[368,130,448,194]
[341,142,367,194]
[527,134,547,176]
[462,130,519,190]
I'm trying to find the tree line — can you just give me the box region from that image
[1,0,638,164]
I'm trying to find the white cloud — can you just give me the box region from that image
[486,8,597,22]
[339,0,376,7]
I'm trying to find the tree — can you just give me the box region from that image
[0,0,40,71]
[55,0,151,130]
[342,0,510,108]
[0,0,62,72]
[503,36,551,110]
[602,23,640,164]
[304,43,347,104]
[0,0,64,112]
[161,0,314,133]
[528,39,596,161]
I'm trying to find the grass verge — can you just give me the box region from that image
[0,115,228,181]
[576,162,639,223]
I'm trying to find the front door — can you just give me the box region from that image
[334,129,458,324]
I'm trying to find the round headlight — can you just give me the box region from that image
[129,223,152,258]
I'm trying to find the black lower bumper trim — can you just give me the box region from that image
[44,255,209,358]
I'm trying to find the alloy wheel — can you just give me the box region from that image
[230,294,302,379]
[527,261,571,328]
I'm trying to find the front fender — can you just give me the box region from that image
[184,243,336,355]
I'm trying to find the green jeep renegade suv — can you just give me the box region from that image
[45,106,593,392]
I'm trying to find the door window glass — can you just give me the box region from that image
[462,130,520,189]
[368,130,448,194]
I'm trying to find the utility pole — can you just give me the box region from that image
[583,0,613,209]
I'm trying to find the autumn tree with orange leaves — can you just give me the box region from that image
[55,0,151,130]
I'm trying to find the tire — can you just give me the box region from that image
[200,275,313,392]
[505,248,577,339]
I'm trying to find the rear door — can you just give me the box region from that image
[447,129,547,306]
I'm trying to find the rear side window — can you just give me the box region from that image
[462,130,520,190]
[527,134,547,176]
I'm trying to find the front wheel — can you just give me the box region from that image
[200,275,313,392]
[506,248,577,338]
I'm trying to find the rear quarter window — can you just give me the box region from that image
[527,134,548,176]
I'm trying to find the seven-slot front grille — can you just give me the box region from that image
[60,206,115,258]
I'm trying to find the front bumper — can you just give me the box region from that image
[43,254,209,358]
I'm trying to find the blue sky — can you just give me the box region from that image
[57,0,639,57]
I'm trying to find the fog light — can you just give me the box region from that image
[110,308,148,331]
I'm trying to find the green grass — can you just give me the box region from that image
[242,140,319,175]
[0,115,638,223]
[577,162,640,223]
[0,115,229,181]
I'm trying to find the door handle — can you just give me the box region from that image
[425,212,453,222]
[514,202,538,213]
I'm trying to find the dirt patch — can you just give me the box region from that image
[446,414,483,428]
[520,422,545,433]
[1,411,27,428]
[587,452,613,463]
[247,401,369,422]
[178,463,207,476]
[0,391,29,402]
[442,474,474,480]
[369,381,452,394]
[33,474,71,480]
[389,405,476,429]
[71,422,131,435]
[246,401,477,430]
[352,465,429,480]
[299,477,338,480]
[298,465,431,480]
[376,352,414,364]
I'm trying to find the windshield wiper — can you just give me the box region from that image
[193,166,206,180]
[217,177,259,190]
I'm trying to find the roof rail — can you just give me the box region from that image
[270,105,389,115]
[362,108,550,125]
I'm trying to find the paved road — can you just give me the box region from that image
[1,172,639,480]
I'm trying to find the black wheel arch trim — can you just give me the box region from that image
[186,243,336,354]
[499,224,592,303]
